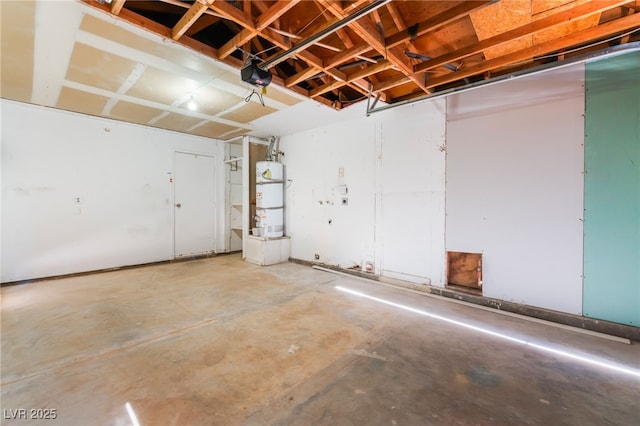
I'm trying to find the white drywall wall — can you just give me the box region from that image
[378,100,447,285]
[446,65,585,314]
[279,99,446,285]
[1,100,224,282]
[280,117,377,269]
[262,63,587,315]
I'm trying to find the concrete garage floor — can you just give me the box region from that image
[1,255,639,425]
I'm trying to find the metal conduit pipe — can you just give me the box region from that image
[366,42,640,116]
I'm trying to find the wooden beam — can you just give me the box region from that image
[386,2,406,32]
[284,63,375,100]
[256,0,380,100]
[423,13,640,89]
[309,80,350,98]
[218,32,255,59]
[81,0,318,101]
[331,27,376,64]
[110,0,126,15]
[270,27,370,58]
[268,71,311,99]
[310,60,393,97]
[85,0,226,61]
[620,6,636,44]
[258,0,385,69]
[347,59,393,82]
[346,82,374,99]
[209,3,299,60]
[353,79,389,102]
[376,2,412,97]
[335,28,354,48]
[288,61,320,89]
[285,67,320,87]
[158,0,222,18]
[208,0,255,30]
[86,0,173,38]
[324,43,373,69]
[207,0,348,84]
[260,28,329,73]
[371,9,384,36]
[185,15,220,37]
[218,1,299,59]
[253,0,268,14]
[330,28,377,65]
[415,0,631,73]
[251,37,267,60]
[256,0,296,30]
[386,1,494,49]
[309,0,379,82]
[373,74,411,92]
[172,0,213,40]
[318,0,429,94]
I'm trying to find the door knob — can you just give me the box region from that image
[176,203,182,208]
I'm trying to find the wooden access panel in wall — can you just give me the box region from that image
[447,252,482,289]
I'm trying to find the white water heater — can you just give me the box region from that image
[255,161,284,238]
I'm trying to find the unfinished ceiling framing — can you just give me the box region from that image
[2,0,640,140]
[87,0,640,102]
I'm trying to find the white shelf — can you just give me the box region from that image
[230,201,243,230]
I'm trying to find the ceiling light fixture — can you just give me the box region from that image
[187,96,197,111]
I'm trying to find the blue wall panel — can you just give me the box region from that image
[583,51,640,326]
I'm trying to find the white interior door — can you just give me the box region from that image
[174,152,216,258]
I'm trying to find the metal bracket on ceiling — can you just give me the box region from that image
[366,85,382,117]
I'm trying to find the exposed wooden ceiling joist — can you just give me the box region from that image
[415,0,632,73]
[110,0,126,16]
[207,0,349,87]
[373,73,411,92]
[423,12,640,90]
[386,2,406,32]
[324,42,373,70]
[74,0,640,110]
[218,0,300,59]
[318,0,430,95]
[385,0,495,49]
[172,0,214,41]
[310,59,393,97]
